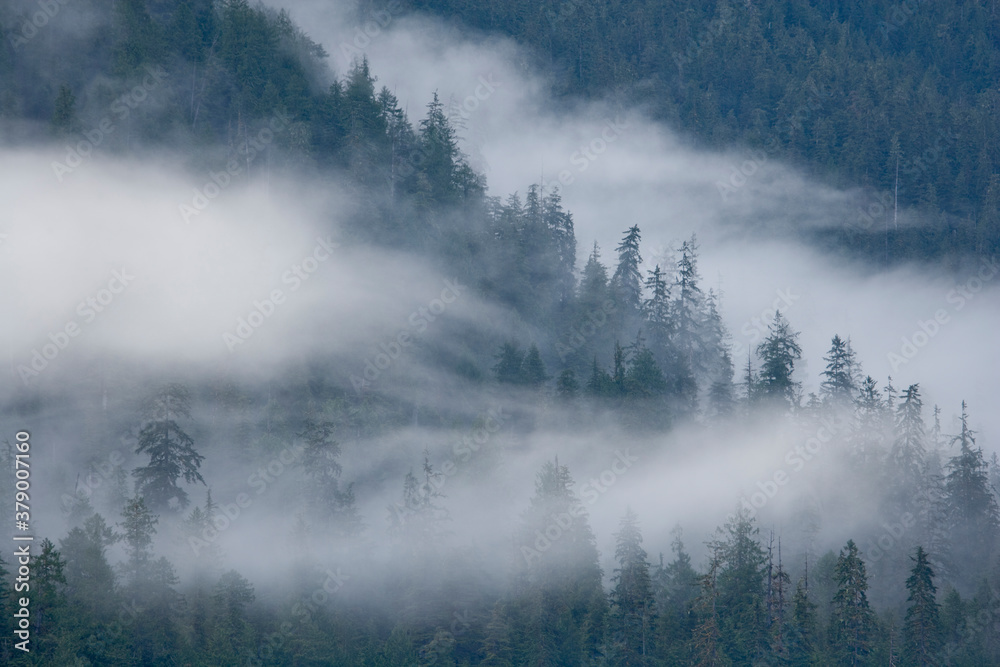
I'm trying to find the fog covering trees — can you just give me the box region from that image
[0,0,998,665]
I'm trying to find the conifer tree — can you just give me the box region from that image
[671,235,705,380]
[300,419,362,536]
[755,311,802,409]
[851,376,890,467]
[513,459,607,663]
[653,527,699,664]
[557,368,580,399]
[60,513,120,621]
[821,335,861,404]
[133,383,205,512]
[692,547,730,667]
[713,508,768,664]
[902,547,941,666]
[943,402,1000,584]
[609,508,656,664]
[787,572,819,666]
[52,85,77,135]
[493,341,525,384]
[520,343,548,387]
[611,226,643,312]
[829,540,876,665]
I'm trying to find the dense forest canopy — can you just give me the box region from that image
[381,0,1000,261]
[0,0,998,665]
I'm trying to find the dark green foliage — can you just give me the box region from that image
[821,335,860,404]
[712,509,768,664]
[133,383,205,512]
[755,311,802,409]
[903,547,941,666]
[943,402,1000,591]
[389,0,1000,260]
[520,343,548,387]
[829,540,877,665]
[300,419,362,536]
[609,509,656,664]
[51,84,77,134]
[611,225,643,312]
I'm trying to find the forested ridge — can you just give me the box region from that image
[1,0,999,665]
[382,0,1000,262]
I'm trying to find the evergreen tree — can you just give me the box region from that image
[416,91,463,206]
[611,225,643,312]
[691,546,730,667]
[557,368,579,398]
[388,454,450,550]
[60,513,120,622]
[851,376,890,468]
[821,335,861,404]
[765,535,791,661]
[624,341,668,400]
[520,343,548,387]
[829,540,876,666]
[755,311,802,409]
[889,384,928,518]
[671,235,705,382]
[712,508,768,664]
[642,264,672,352]
[31,539,67,655]
[512,459,607,663]
[702,290,736,418]
[210,570,257,663]
[902,547,941,667]
[112,0,162,77]
[943,402,1000,587]
[51,85,77,135]
[653,527,699,664]
[586,356,616,397]
[493,341,525,384]
[609,508,656,664]
[787,572,819,666]
[133,383,206,512]
[579,241,611,316]
[300,419,362,536]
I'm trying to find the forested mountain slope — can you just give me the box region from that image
[379,0,1000,260]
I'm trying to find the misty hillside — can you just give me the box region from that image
[1,0,999,665]
[384,0,1000,261]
